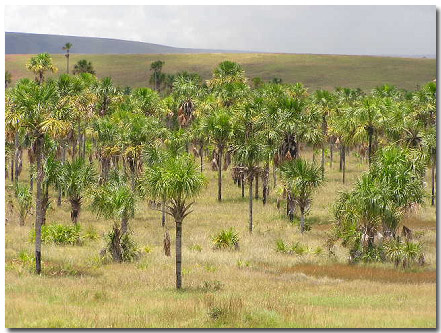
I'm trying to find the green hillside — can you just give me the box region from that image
[6,53,436,91]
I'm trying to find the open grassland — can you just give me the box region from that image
[5,53,436,92]
[5,147,436,328]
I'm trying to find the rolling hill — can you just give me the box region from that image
[6,53,436,92]
[5,32,247,55]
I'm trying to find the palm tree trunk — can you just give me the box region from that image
[110,224,123,262]
[321,146,325,178]
[10,152,14,182]
[330,143,333,168]
[300,206,305,233]
[273,164,277,189]
[199,147,203,173]
[217,147,223,201]
[342,144,346,184]
[161,200,166,227]
[70,198,81,224]
[255,174,259,199]
[121,215,128,235]
[263,161,269,205]
[35,136,44,274]
[176,219,183,289]
[431,158,436,206]
[249,177,253,233]
[241,173,245,198]
[13,133,20,184]
[58,145,66,206]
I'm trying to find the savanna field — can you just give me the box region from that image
[4,52,436,328]
[5,149,436,328]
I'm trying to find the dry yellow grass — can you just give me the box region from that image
[5,147,436,328]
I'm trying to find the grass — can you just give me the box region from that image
[5,53,436,92]
[5,147,436,328]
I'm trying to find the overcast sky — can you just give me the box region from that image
[4,5,436,56]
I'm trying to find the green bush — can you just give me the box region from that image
[103,229,141,262]
[14,183,32,225]
[30,223,82,245]
[275,239,308,255]
[212,228,239,250]
[189,244,203,252]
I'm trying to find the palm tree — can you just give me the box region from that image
[58,158,96,224]
[5,71,12,88]
[280,158,323,232]
[234,139,265,233]
[205,108,234,201]
[91,172,136,261]
[143,153,205,289]
[149,60,165,92]
[14,182,32,226]
[11,79,71,274]
[62,43,73,74]
[72,59,96,75]
[25,53,58,85]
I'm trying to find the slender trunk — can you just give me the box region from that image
[339,144,343,171]
[161,200,166,227]
[273,164,277,189]
[263,162,269,205]
[330,143,333,168]
[176,220,183,289]
[342,145,346,184]
[163,230,171,256]
[249,177,253,233]
[199,147,203,173]
[241,173,245,198]
[66,53,69,74]
[431,158,436,206]
[300,206,305,233]
[255,173,259,199]
[121,215,128,235]
[321,146,325,178]
[29,165,34,192]
[70,198,81,224]
[14,133,20,184]
[217,147,223,201]
[35,136,44,274]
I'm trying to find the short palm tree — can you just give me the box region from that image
[90,172,136,262]
[72,59,96,75]
[58,158,96,224]
[280,158,323,233]
[25,53,58,85]
[62,42,73,74]
[143,153,205,289]
[14,182,32,226]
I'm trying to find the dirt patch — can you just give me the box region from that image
[276,264,436,284]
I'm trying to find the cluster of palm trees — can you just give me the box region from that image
[5,53,436,288]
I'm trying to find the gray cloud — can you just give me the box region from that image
[5,5,436,56]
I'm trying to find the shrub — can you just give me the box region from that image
[103,230,141,262]
[189,244,203,252]
[30,223,82,245]
[212,228,239,250]
[276,239,308,255]
[383,238,424,268]
[83,224,99,241]
[14,183,32,226]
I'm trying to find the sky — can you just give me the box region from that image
[4,5,436,56]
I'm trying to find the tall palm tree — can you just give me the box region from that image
[280,158,323,233]
[10,79,71,274]
[62,43,73,74]
[205,108,234,201]
[234,139,265,233]
[143,153,205,289]
[25,53,58,85]
[149,60,165,92]
[58,158,96,224]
